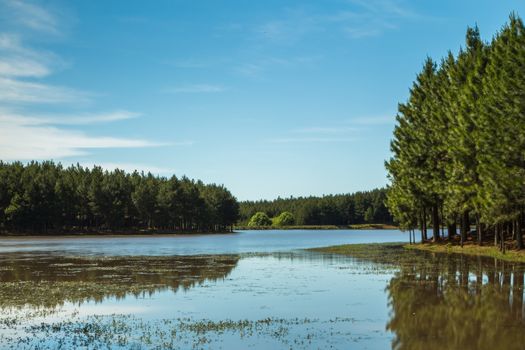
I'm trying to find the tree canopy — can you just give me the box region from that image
[247,212,272,227]
[272,211,295,226]
[240,188,393,226]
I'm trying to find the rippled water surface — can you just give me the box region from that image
[0,231,524,349]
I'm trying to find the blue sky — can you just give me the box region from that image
[0,0,524,200]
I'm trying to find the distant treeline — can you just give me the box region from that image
[239,188,393,226]
[386,15,525,248]
[0,161,239,234]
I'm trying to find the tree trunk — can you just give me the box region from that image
[432,204,440,242]
[500,224,505,253]
[460,210,469,247]
[477,214,483,246]
[440,205,446,239]
[448,222,456,240]
[422,207,428,241]
[517,213,523,250]
[419,212,424,242]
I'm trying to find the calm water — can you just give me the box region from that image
[0,230,524,349]
[0,229,407,255]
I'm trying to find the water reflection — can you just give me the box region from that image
[0,253,239,308]
[386,253,525,350]
[2,246,524,349]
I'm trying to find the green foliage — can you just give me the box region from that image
[0,161,239,233]
[247,212,272,227]
[272,211,295,226]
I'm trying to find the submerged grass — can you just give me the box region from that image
[0,313,358,350]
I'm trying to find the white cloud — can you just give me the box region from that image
[164,84,226,93]
[0,112,159,160]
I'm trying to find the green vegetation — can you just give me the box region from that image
[272,211,295,226]
[0,161,239,234]
[240,188,393,227]
[247,212,272,227]
[386,14,525,250]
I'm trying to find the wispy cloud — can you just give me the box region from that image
[255,10,323,44]
[0,110,140,125]
[2,0,61,35]
[163,59,212,69]
[292,126,357,134]
[0,77,89,104]
[164,84,226,94]
[268,137,355,144]
[269,123,358,144]
[236,55,321,78]
[346,115,395,125]
[0,33,61,78]
[0,33,82,103]
[254,0,424,43]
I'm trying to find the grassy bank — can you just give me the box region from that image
[405,242,525,263]
[234,224,397,230]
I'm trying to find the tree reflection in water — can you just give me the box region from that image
[0,253,239,308]
[386,252,525,350]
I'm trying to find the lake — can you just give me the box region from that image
[0,230,524,349]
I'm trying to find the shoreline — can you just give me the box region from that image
[0,230,236,238]
[234,224,397,230]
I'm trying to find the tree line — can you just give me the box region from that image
[0,161,239,234]
[239,188,393,226]
[386,14,525,248]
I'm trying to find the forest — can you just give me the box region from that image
[239,188,393,226]
[0,161,239,234]
[386,14,525,249]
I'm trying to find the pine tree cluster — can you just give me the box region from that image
[0,161,239,234]
[386,14,525,249]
